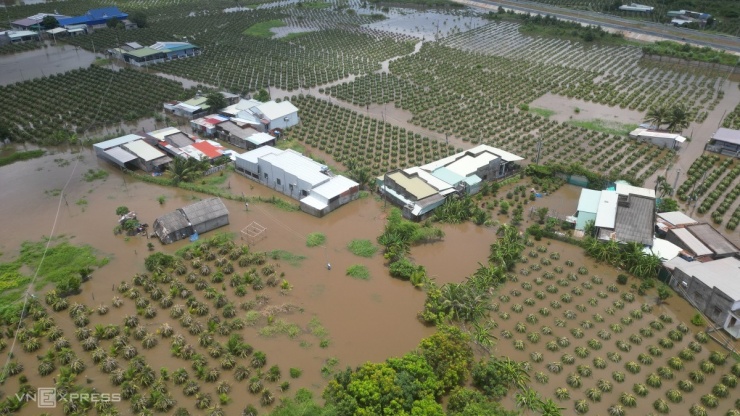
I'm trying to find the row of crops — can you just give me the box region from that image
[1,240,324,414]
[286,93,672,184]
[676,155,740,230]
[0,66,185,142]
[494,241,739,416]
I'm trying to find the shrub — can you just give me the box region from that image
[347,239,378,257]
[306,232,326,247]
[346,265,370,280]
[617,274,628,285]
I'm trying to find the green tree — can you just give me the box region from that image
[205,92,228,111]
[130,11,148,28]
[535,207,549,224]
[41,15,59,29]
[418,326,474,392]
[667,104,691,133]
[472,357,530,399]
[115,206,130,216]
[106,18,123,29]
[169,156,201,184]
[515,388,542,414]
[657,198,679,213]
[255,89,270,102]
[645,106,670,130]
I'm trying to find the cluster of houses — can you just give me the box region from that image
[377,144,524,220]
[574,181,740,339]
[6,7,132,43]
[667,9,713,27]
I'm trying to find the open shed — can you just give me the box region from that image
[153,198,230,244]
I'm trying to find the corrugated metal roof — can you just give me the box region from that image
[388,171,437,200]
[311,175,358,200]
[155,210,190,235]
[191,141,222,159]
[645,238,682,262]
[180,198,229,226]
[104,147,137,165]
[257,101,298,120]
[300,195,327,210]
[420,144,522,173]
[616,182,656,198]
[687,223,740,256]
[614,194,655,245]
[671,228,713,257]
[431,167,464,186]
[218,121,254,139]
[94,134,145,150]
[630,128,686,143]
[182,96,208,107]
[262,150,328,186]
[594,190,617,229]
[446,153,498,177]
[577,189,602,213]
[246,132,275,146]
[123,140,166,162]
[404,167,453,191]
[657,211,697,226]
[712,128,740,145]
[147,127,181,141]
[235,145,282,164]
[677,257,740,300]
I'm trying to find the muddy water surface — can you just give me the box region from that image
[0,43,98,86]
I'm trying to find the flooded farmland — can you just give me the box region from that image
[0,43,98,86]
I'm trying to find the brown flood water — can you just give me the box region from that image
[1,149,737,414]
[0,43,98,86]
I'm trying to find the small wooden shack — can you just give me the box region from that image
[153,198,229,244]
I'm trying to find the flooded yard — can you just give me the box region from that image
[0,43,98,86]
[530,92,646,125]
[364,9,489,40]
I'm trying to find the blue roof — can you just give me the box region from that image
[431,167,465,186]
[577,189,602,214]
[87,7,126,20]
[463,175,481,186]
[58,6,127,26]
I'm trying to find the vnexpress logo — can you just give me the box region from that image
[16,388,120,408]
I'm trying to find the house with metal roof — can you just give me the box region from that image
[667,222,740,260]
[707,128,740,157]
[216,120,276,149]
[234,146,358,216]
[300,176,360,217]
[57,7,128,29]
[219,99,299,131]
[668,257,740,338]
[121,140,172,172]
[11,13,68,31]
[191,114,229,137]
[112,41,199,67]
[629,128,686,149]
[1,30,41,44]
[93,134,145,169]
[574,183,656,245]
[574,188,601,231]
[153,198,229,244]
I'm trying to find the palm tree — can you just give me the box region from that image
[170,156,200,185]
[645,106,670,130]
[539,398,563,416]
[515,388,542,414]
[666,104,691,133]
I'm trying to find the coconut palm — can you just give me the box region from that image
[713,383,729,398]
[633,383,649,397]
[195,392,212,409]
[567,373,582,388]
[678,379,694,392]
[690,370,706,383]
[248,377,263,394]
[666,104,691,133]
[690,404,708,416]
[710,351,728,366]
[593,357,607,369]
[183,380,200,396]
[548,362,563,374]
[620,393,637,407]
[645,106,670,130]
[700,360,716,374]
[658,366,674,380]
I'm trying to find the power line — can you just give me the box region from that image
[1,157,80,378]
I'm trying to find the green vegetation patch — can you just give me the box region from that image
[529,107,556,118]
[643,41,740,66]
[0,238,108,320]
[347,239,378,257]
[346,264,370,280]
[0,149,45,167]
[306,232,326,247]
[268,250,307,267]
[567,119,638,136]
[259,318,301,338]
[82,168,108,182]
[243,19,286,38]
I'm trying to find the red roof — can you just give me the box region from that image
[205,117,224,125]
[191,141,222,159]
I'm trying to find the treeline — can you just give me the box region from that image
[487,9,625,43]
[642,41,740,67]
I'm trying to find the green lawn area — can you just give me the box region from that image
[529,107,556,118]
[567,119,638,136]
[243,20,286,38]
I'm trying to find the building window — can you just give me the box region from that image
[264,173,268,179]
[276,178,281,185]
[714,307,722,317]
[301,190,309,197]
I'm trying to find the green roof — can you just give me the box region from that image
[126,47,163,58]
[183,96,209,107]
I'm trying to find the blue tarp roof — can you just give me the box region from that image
[58,6,127,26]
